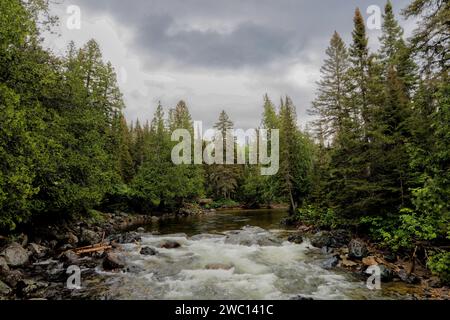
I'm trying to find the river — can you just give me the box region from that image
[70,209,419,300]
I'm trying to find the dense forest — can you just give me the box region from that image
[0,0,448,283]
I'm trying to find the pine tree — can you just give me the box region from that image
[310,31,350,141]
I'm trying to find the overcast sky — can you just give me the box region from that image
[44,0,416,130]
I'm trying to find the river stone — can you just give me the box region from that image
[159,240,181,249]
[397,269,420,284]
[28,243,48,259]
[0,280,12,296]
[110,232,141,244]
[322,255,340,269]
[205,263,234,270]
[348,239,369,259]
[2,242,29,267]
[140,247,157,256]
[17,279,49,297]
[66,232,79,246]
[287,233,303,244]
[80,229,101,245]
[103,252,125,270]
[1,269,23,288]
[0,257,9,274]
[224,226,282,247]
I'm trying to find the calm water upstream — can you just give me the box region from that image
[74,209,419,300]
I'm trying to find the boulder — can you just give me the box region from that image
[1,269,23,288]
[205,263,234,270]
[348,239,369,259]
[287,233,303,244]
[0,280,12,296]
[310,230,352,249]
[310,231,332,248]
[110,232,141,244]
[322,255,340,269]
[61,250,80,265]
[397,269,420,284]
[103,252,125,270]
[140,247,158,256]
[224,226,282,247]
[17,279,48,297]
[80,229,101,245]
[0,257,9,274]
[1,242,29,267]
[27,243,49,259]
[66,232,79,246]
[136,227,145,233]
[159,240,181,249]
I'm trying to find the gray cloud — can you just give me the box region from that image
[50,0,414,129]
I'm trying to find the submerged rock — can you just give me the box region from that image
[140,247,158,256]
[224,226,282,247]
[1,242,29,267]
[159,240,181,249]
[348,239,369,259]
[205,263,234,270]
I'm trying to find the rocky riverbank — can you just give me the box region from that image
[0,209,214,300]
[286,226,449,300]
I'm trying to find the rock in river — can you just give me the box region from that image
[159,240,181,249]
[103,252,125,270]
[224,226,282,247]
[205,263,234,270]
[322,255,340,269]
[140,247,158,256]
[1,242,29,267]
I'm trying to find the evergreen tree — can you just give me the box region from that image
[310,31,350,141]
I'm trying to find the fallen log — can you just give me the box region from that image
[73,242,112,255]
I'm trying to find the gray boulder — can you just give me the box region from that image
[2,242,29,267]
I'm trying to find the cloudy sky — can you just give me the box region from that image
[44,0,416,130]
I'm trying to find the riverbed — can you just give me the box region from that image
[65,209,420,300]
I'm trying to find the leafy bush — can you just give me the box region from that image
[297,204,338,229]
[427,251,450,285]
[210,199,239,209]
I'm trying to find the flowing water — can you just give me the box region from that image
[73,209,419,300]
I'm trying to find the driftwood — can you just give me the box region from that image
[73,243,112,255]
[73,232,112,255]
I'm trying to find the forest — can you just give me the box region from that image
[0,0,449,284]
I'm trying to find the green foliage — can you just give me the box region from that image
[427,251,450,285]
[297,205,338,229]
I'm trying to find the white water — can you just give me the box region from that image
[95,231,393,300]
